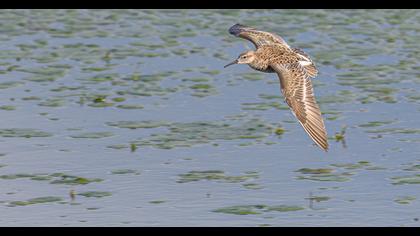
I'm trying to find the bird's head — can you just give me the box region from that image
[224,51,256,68]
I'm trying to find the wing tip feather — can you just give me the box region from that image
[228,23,250,36]
[302,119,329,152]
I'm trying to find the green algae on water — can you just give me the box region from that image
[70,132,114,139]
[177,170,259,183]
[132,119,273,149]
[212,205,264,215]
[306,195,331,202]
[38,98,66,107]
[296,168,334,174]
[266,205,305,212]
[391,174,420,185]
[9,196,63,207]
[106,120,168,129]
[49,173,103,185]
[111,169,139,175]
[0,172,103,186]
[30,175,53,181]
[116,104,144,109]
[333,125,347,142]
[149,200,166,204]
[112,97,126,102]
[0,81,24,89]
[107,144,128,150]
[130,143,137,152]
[77,191,112,198]
[359,120,395,128]
[0,173,37,179]
[0,105,16,111]
[403,164,420,171]
[242,183,263,190]
[366,128,420,135]
[297,172,351,182]
[394,196,416,204]
[274,127,286,135]
[242,102,288,111]
[213,204,304,215]
[0,129,52,138]
[330,161,373,170]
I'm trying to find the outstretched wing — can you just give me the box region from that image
[229,23,290,49]
[292,48,318,78]
[270,62,328,151]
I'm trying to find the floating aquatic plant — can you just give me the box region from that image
[213,204,304,215]
[9,196,63,207]
[177,170,259,184]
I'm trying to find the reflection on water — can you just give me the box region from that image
[0,9,419,226]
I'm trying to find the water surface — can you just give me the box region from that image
[0,9,419,226]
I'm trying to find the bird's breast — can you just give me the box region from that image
[248,63,275,73]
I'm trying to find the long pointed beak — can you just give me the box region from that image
[224,59,238,68]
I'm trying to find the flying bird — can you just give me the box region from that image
[224,24,328,151]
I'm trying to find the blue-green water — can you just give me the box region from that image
[0,9,419,226]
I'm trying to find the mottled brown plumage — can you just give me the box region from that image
[225,24,328,151]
